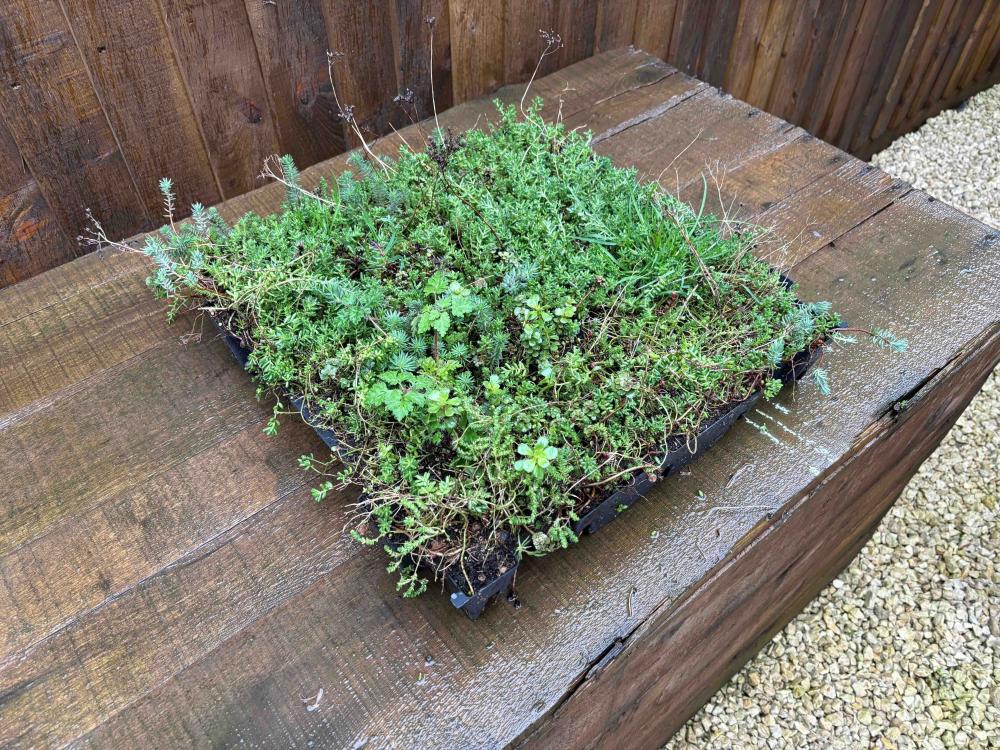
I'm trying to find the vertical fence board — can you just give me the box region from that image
[697,0,741,87]
[926,0,988,108]
[595,0,638,52]
[801,0,866,137]
[955,2,1000,92]
[555,0,600,69]
[450,0,505,101]
[322,1,403,145]
[632,0,679,61]
[0,116,72,285]
[3,0,999,287]
[869,0,936,143]
[820,0,885,147]
[159,0,280,197]
[506,0,558,83]
[765,0,820,119]
[391,0,454,126]
[0,0,150,245]
[60,0,222,217]
[895,0,959,128]
[723,0,773,100]
[847,0,926,154]
[787,0,848,125]
[244,0,346,169]
[944,0,994,95]
[744,0,795,107]
[668,0,714,78]
[985,11,1000,73]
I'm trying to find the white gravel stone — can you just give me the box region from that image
[665,84,1000,749]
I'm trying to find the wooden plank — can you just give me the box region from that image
[390,0,454,123]
[2,50,997,749]
[0,418,317,666]
[869,0,938,144]
[696,0,741,87]
[843,0,925,153]
[504,0,604,89]
[0,254,163,414]
[665,0,713,78]
[632,0,679,61]
[743,0,796,108]
[801,0,865,137]
[594,0,639,52]
[242,0,347,170]
[321,1,403,145]
[0,339,270,558]
[722,0,772,100]
[786,0,849,125]
[0,117,31,198]
[753,161,909,269]
[505,0,559,83]
[554,0,600,69]
[593,87,803,192]
[954,0,1000,93]
[449,0,505,102]
[891,0,959,130]
[983,12,1000,74]
[764,0,820,119]
[817,0,885,148]
[0,117,73,286]
[943,0,996,96]
[159,0,280,198]
[0,182,72,286]
[521,324,1000,749]
[0,0,150,255]
[924,0,989,110]
[632,0,680,60]
[0,247,141,329]
[59,0,222,218]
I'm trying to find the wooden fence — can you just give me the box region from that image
[2,0,998,287]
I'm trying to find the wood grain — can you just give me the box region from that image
[321,0,402,145]
[1,50,997,748]
[449,0,505,101]
[159,0,280,197]
[594,0,638,52]
[0,0,150,244]
[391,0,454,123]
[244,0,348,167]
[554,0,600,70]
[743,0,796,107]
[0,117,73,285]
[721,0,773,100]
[4,0,1000,286]
[505,0,558,83]
[58,0,222,215]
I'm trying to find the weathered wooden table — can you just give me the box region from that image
[1,49,997,749]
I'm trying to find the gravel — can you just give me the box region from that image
[665,84,1000,750]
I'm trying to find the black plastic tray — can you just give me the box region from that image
[208,309,826,620]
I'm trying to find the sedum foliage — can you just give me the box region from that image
[117,101,873,597]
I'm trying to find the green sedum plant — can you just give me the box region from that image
[87,100,905,598]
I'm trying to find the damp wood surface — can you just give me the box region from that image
[0,49,998,750]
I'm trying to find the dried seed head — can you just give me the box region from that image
[539,29,562,48]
